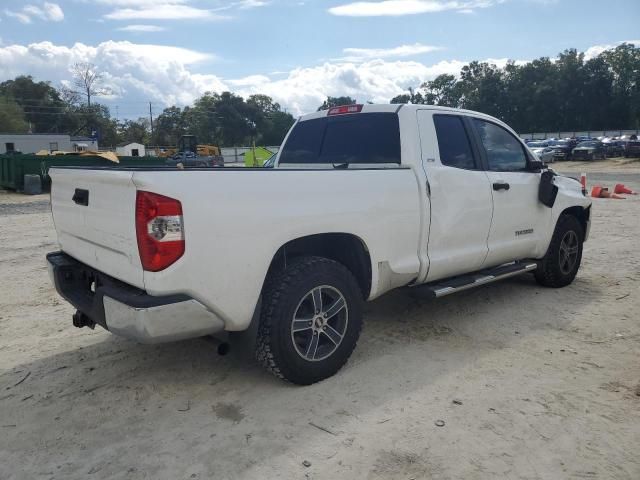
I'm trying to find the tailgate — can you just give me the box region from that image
[50,168,144,289]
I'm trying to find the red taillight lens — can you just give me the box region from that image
[135,191,184,272]
[327,104,363,116]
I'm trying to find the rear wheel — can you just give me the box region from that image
[535,215,584,288]
[256,256,363,385]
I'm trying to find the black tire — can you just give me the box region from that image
[535,214,584,288]
[256,256,363,385]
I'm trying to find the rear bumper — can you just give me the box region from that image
[47,251,225,344]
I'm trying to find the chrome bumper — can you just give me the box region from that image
[102,296,224,344]
[47,251,225,344]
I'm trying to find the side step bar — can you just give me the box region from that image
[414,262,538,298]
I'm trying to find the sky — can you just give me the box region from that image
[0,0,639,118]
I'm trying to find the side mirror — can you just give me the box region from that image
[528,160,544,171]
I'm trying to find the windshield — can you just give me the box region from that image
[528,142,548,147]
[577,141,598,147]
[549,140,568,146]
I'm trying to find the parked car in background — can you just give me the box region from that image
[572,141,606,160]
[624,140,640,158]
[528,141,555,163]
[548,140,575,160]
[603,140,625,157]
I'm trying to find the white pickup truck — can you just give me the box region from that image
[47,104,591,384]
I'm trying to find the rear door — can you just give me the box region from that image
[50,168,144,288]
[470,118,550,266]
[417,110,493,282]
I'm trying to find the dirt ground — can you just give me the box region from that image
[1,161,639,480]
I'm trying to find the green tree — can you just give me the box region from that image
[0,75,74,133]
[154,106,187,146]
[260,110,295,145]
[601,43,640,128]
[118,118,150,144]
[0,94,29,133]
[421,74,460,107]
[317,96,357,111]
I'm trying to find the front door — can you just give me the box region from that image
[417,110,494,282]
[470,118,550,266]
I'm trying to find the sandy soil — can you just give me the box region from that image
[552,156,640,174]
[1,172,639,480]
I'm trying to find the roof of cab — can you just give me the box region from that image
[299,103,512,131]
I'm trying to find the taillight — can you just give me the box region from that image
[135,191,184,272]
[327,104,363,115]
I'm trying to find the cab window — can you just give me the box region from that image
[279,113,401,164]
[433,114,476,170]
[473,119,527,172]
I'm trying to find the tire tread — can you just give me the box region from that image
[255,256,362,384]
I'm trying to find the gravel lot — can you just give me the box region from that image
[1,159,639,480]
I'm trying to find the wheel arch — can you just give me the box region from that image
[559,205,590,240]
[264,233,373,299]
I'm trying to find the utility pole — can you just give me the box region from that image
[149,102,154,145]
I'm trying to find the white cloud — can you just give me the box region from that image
[229,59,471,114]
[237,0,270,8]
[227,74,271,87]
[42,2,64,21]
[4,10,32,24]
[117,24,166,32]
[338,43,442,61]
[0,41,222,107]
[0,38,626,120]
[104,4,228,21]
[4,2,64,24]
[96,0,188,5]
[329,0,499,17]
[584,40,640,60]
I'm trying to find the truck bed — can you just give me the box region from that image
[49,165,422,330]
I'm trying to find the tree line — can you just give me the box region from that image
[0,68,296,148]
[389,43,640,132]
[1,43,638,146]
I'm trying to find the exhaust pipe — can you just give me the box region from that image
[202,335,231,356]
[72,311,96,329]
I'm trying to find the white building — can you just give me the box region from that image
[0,134,72,154]
[116,142,145,157]
[71,136,99,152]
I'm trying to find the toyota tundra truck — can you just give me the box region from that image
[47,104,591,384]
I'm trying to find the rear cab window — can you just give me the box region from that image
[433,114,477,169]
[279,112,401,165]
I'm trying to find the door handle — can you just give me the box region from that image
[492,182,510,191]
[72,188,89,206]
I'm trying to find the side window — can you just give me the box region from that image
[473,119,527,172]
[433,115,476,169]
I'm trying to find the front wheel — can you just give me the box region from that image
[535,215,584,288]
[256,256,363,385]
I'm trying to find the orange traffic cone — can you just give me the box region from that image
[580,172,587,195]
[591,186,626,199]
[591,185,603,198]
[614,184,637,195]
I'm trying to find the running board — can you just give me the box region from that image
[414,262,538,298]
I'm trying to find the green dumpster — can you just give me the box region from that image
[0,154,166,191]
